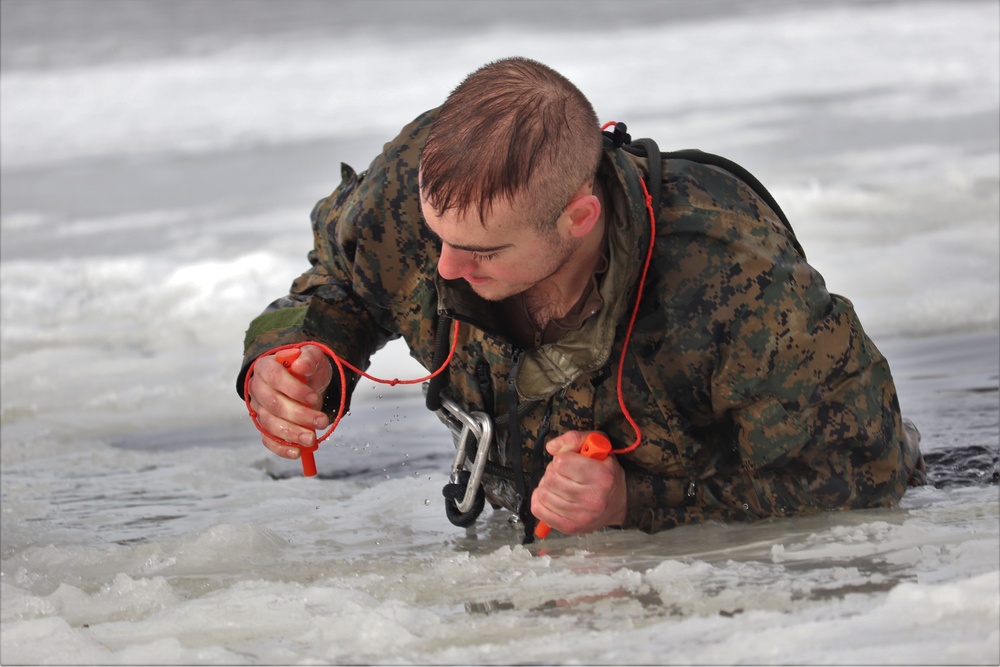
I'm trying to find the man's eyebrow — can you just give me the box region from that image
[420,218,513,253]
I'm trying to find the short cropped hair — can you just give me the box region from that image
[420,57,602,229]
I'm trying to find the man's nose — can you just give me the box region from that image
[437,245,474,280]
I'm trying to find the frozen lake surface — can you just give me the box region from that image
[2,0,997,663]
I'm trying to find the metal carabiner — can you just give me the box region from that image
[438,395,494,514]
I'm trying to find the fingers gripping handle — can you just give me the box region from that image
[273,348,318,477]
[244,321,459,479]
[534,433,613,539]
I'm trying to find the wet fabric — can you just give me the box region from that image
[238,107,924,532]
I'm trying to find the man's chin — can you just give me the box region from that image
[469,285,504,302]
[468,281,517,302]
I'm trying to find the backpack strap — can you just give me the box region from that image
[424,314,453,411]
[659,149,804,258]
[605,123,806,259]
[631,138,663,222]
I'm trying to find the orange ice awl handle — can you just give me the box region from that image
[534,432,613,539]
[274,348,318,477]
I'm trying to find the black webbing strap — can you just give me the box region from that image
[631,137,662,223]
[608,122,806,259]
[658,148,804,258]
[424,315,452,411]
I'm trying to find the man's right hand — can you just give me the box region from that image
[247,344,334,459]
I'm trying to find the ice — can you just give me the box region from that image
[1,0,997,664]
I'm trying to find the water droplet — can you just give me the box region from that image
[424,499,430,506]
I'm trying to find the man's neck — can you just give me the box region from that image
[523,193,607,330]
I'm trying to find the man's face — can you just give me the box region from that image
[419,193,576,302]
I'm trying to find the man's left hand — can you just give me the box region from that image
[530,430,627,535]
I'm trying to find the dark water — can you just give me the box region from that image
[925,444,1000,488]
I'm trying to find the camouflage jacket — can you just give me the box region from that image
[239,108,923,533]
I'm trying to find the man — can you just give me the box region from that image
[238,57,924,540]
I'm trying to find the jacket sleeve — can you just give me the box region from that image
[236,163,397,415]
[237,108,441,418]
[617,162,917,532]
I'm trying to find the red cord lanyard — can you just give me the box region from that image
[602,120,657,454]
[243,320,459,476]
[244,120,655,472]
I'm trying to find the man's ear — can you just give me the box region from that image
[565,189,601,239]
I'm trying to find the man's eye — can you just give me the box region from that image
[472,252,500,262]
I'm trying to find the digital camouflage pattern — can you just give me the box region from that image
[239,107,925,533]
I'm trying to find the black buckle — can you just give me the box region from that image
[604,121,631,148]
